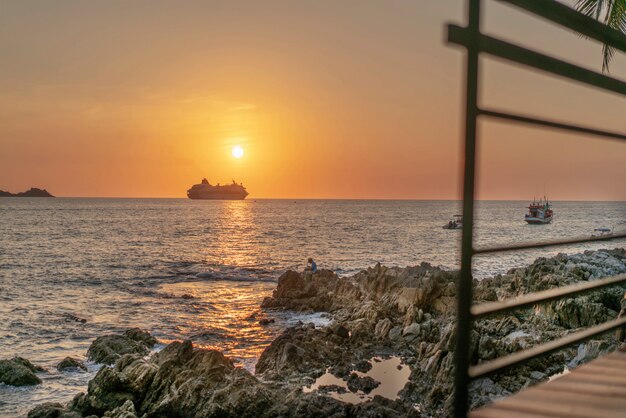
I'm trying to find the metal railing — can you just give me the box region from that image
[446,0,626,416]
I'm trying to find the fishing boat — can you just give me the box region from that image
[443,215,463,230]
[524,197,553,224]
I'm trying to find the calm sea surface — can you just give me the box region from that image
[1,198,624,416]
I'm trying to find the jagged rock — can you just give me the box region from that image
[353,359,373,373]
[568,340,611,368]
[549,296,614,329]
[57,357,88,372]
[0,357,44,386]
[255,326,335,379]
[261,269,355,312]
[103,400,137,418]
[27,402,80,418]
[259,318,275,325]
[374,318,392,339]
[478,335,496,361]
[388,326,403,341]
[317,384,348,394]
[329,323,350,338]
[530,371,546,380]
[74,340,277,418]
[469,378,508,409]
[345,372,380,394]
[346,318,373,340]
[402,323,420,338]
[123,328,157,347]
[87,329,156,365]
[416,308,424,323]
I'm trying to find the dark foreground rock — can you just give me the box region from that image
[87,328,157,365]
[346,373,380,394]
[27,249,626,417]
[40,339,418,418]
[27,402,80,418]
[0,357,45,386]
[57,357,88,372]
[257,249,626,413]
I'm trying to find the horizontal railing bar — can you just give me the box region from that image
[497,0,626,53]
[474,231,626,255]
[447,24,626,97]
[479,108,626,141]
[469,315,626,379]
[472,273,626,318]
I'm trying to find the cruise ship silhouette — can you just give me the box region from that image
[187,178,249,200]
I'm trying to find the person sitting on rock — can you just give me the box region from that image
[305,257,317,274]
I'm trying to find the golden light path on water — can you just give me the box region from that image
[158,280,280,361]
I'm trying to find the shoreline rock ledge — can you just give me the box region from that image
[27,248,626,417]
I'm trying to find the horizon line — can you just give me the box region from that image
[6,196,626,203]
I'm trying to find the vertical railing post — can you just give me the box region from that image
[454,0,481,417]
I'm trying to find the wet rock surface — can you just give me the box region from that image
[345,373,380,394]
[87,328,157,365]
[0,356,45,386]
[26,249,626,417]
[27,402,81,418]
[57,357,88,372]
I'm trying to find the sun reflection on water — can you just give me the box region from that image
[159,280,279,370]
[204,201,264,268]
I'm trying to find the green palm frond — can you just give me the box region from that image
[575,0,626,72]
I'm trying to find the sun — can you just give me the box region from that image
[231,146,244,159]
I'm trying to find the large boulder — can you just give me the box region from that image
[261,269,353,312]
[374,318,393,339]
[73,340,277,418]
[72,353,158,416]
[57,356,87,372]
[123,328,158,347]
[87,328,157,365]
[255,325,333,379]
[0,357,45,386]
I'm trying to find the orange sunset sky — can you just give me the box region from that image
[1,0,625,200]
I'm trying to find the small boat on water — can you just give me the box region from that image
[591,227,613,237]
[443,215,463,230]
[525,197,553,224]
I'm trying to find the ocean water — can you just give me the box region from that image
[0,198,624,416]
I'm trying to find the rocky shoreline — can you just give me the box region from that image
[8,248,626,417]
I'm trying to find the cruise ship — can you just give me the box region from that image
[187,178,249,200]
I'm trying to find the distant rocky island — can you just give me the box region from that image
[0,187,54,197]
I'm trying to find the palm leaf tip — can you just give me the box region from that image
[575,0,626,73]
